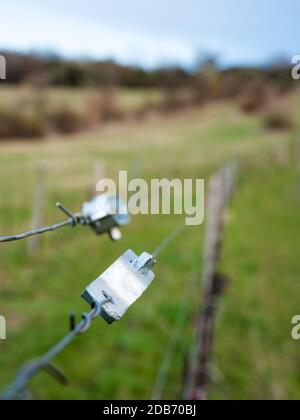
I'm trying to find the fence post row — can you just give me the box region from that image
[92,160,106,196]
[1,160,237,400]
[183,163,236,400]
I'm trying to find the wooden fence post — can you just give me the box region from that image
[183,163,236,400]
[92,161,106,196]
[28,165,47,256]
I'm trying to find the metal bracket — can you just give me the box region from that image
[82,250,156,323]
[81,194,130,241]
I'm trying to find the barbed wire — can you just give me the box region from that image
[1,297,111,400]
[0,164,234,401]
[0,203,86,243]
[0,219,188,400]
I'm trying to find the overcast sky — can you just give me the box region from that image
[0,0,298,67]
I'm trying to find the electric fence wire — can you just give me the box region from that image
[151,271,197,400]
[1,298,111,401]
[152,222,187,258]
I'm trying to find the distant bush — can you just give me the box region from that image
[85,94,102,126]
[0,107,46,139]
[239,93,265,113]
[190,78,208,105]
[47,106,85,134]
[99,88,125,121]
[161,89,185,112]
[238,79,272,113]
[263,109,294,131]
[0,50,295,93]
[217,73,245,99]
[0,86,133,140]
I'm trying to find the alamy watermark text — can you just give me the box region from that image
[96,171,205,226]
[292,55,300,80]
[0,55,6,80]
[0,315,6,340]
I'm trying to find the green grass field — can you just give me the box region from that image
[0,92,299,399]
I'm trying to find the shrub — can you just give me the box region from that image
[191,73,215,105]
[0,107,46,139]
[239,93,265,113]
[239,79,276,114]
[86,94,102,126]
[263,109,294,131]
[47,107,85,134]
[99,88,125,121]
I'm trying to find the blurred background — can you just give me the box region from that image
[0,0,299,400]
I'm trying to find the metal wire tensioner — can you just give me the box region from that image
[1,247,157,400]
[0,221,186,400]
[82,249,157,323]
[0,194,130,243]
